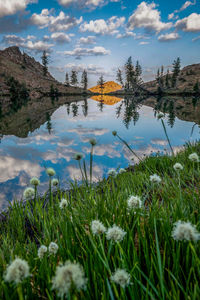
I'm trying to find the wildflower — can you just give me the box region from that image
[74,153,83,161]
[89,138,97,146]
[52,178,59,186]
[173,163,183,171]
[59,198,68,209]
[23,187,34,199]
[91,220,106,235]
[172,221,200,241]
[188,152,199,162]
[112,131,117,136]
[119,168,126,174]
[49,242,59,255]
[127,195,142,210]
[30,177,40,186]
[106,225,126,242]
[4,258,30,284]
[150,174,162,184]
[46,168,56,177]
[108,168,117,177]
[52,261,87,298]
[157,112,164,119]
[37,245,48,259]
[110,269,131,288]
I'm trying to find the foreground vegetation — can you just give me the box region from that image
[0,140,200,299]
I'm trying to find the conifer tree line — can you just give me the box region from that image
[156,57,181,90]
[65,69,88,90]
[116,56,143,91]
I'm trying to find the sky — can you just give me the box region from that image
[0,0,200,86]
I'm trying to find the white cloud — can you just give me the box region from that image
[51,32,72,43]
[64,63,111,76]
[68,127,109,136]
[31,9,83,32]
[2,34,54,52]
[116,31,136,39]
[58,0,120,10]
[158,32,180,42]
[79,36,96,44]
[128,2,172,33]
[80,16,125,35]
[192,35,200,42]
[0,0,37,17]
[139,41,149,45]
[168,1,196,20]
[175,13,200,32]
[61,46,111,57]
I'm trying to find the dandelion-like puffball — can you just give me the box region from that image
[188,152,199,162]
[74,153,83,161]
[173,163,183,171]
[127,195,142,210]
[38,245,48,259]
[49,242,59,255]
[150,174,162,184]
[30,177,40,186]
[106,225,126,242]
[46,168,56,177]
[89,138,97,146]
[112,131,117,136]
[52,261,87,298]
[172,221,200,241]
[59,199,68,209]
[4,258,30,284]
[119,168,126,174]
[91,220,106,235]
[110,269,131,288]
[23,187,35,199]
[108,169,117,177]
[52,178,59,186]
[157,113,164,119]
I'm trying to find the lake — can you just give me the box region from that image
[0,94,199,210]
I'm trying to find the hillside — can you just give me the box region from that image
[143,63,200,94]
[0,46,85,99]
[89,81,122,94]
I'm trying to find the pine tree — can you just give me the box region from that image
[116,68,124,87]
[70,70,78,86]
[171,57,181,88]
[65,72,70,86]
[160,65,164,87]
[41,50,48,76]
[97,75,105,94]
[156,69,160,84]
[165,69,170,88]
[81,70,88,90]
[125,56,135,90]
[135,61,143,85]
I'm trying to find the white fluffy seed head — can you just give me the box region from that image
[127,195,142,211]
[173,163,183,171]
[91,220,106,235]
[4,258,30,284]
[119,168,126,174]
[23,187,35,199]
[150,174,162,184]
[172,221,200,241]
[108,169,117,177]
[52,178,59,186]
[59,199,68,209]
[49,242,59,255]
[110,269,131,288]
[106,225,126,242]
[52,261,87,298]
[89,138,97,146]
[188,152,199,162]
[30,177,40,186]
[38,245,47,259]
[46,168,56,177]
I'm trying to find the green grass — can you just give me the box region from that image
[0,142,200,299]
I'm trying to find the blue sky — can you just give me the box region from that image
[0,0,200,86]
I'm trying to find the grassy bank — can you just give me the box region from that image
[0,142,200,299]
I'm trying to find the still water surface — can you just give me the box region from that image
[0,95,199,209]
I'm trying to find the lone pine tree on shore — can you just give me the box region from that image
[65,72,70,87]
[81,70,88,90]
[41,50,49,76]
[171,57,181,88]
[97,75,105,94]
[70,70,78,86]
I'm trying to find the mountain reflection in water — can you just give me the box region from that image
[0,94,199,209]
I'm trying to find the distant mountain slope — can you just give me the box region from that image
[89,81,122,94]
[0,46,84,98]
[143,63,200,93]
